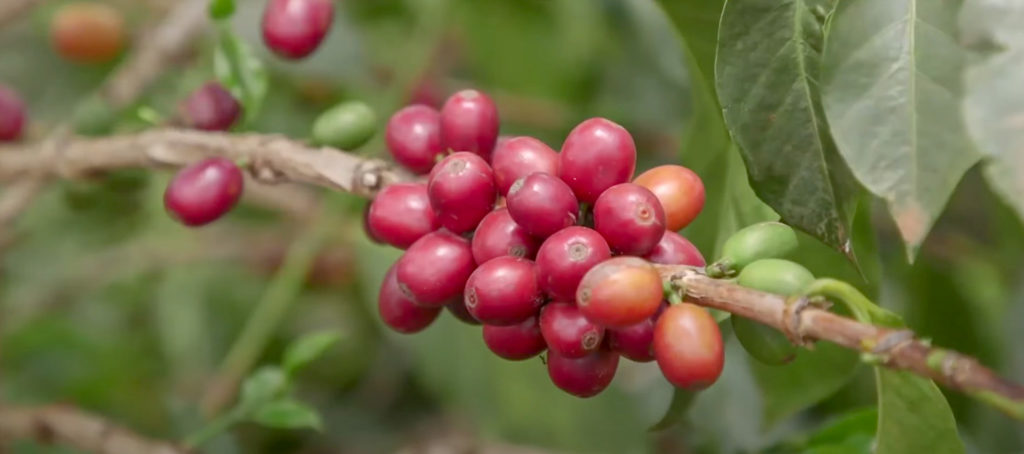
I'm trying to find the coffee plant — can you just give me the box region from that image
[0,0,1023,453]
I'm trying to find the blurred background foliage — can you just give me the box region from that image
[0,0,1022,453]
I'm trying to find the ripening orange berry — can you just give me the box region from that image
[51,2,125,64]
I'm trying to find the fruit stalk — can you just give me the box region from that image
[656,264,1024,421]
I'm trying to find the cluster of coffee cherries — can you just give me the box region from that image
[368,89,724,397]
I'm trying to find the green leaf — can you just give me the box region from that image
[208,0,235,20]
[963,0,1024,226]
[716,0,861,257]
[874,369,964,454]
[282,330,341,375]
[214,26,268,125]
[821,0,979,258]
[240,367,288,407]
[252,398,323,431]
[805,407,877,449]
[752,342,859,426]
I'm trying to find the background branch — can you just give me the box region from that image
[0,405,187,454]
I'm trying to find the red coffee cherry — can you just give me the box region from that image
[633,165,706,231]
[261,0,334,59]
[558,118,636,204]
[506,173,579,238]
[367,182,438,249]
[179,82,241,131]
[386,104,443,174]
[440,89,499,159]
[539,302,604,358]
[593,183,666,256]
[535,227,611,302]
[491,137,559,195]
[608,303,665,362]
[464,256,543,326]
[378,265,441,334]
[50,2,125,64]
[482,316,546,360]
[654,303,724,390]
[546,349,620,398]
[471,209,540,264]
[0,85,26,142]
[396,231,475,307]
[576,257,663,328]
[644,231,705,266]
[427,152,497,234]
[446,299,480,325]
[164,157,244,227]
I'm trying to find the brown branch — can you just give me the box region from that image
[657,265,1024,420]
[0,405,188,454]
[0,0,209,244]
[0,128,1022,420]
[0,129,409,196]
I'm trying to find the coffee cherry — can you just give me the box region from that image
[731,259,813,365]
[164,158,244,227]
[539,302,604,358]
[608,308,662,362]
[576,257,663,328]
[644,231,705,267]
[558,118,636,203]
[378,265,441,334]
[396,231,475,307]
[362,203,383,244]
[366,182,438,249]
[506,173,579,238]
[546,349,619,398]
[446,299,481,325]
[464,256,543,326]
[440,89,499,159]
[386,105,443,174]
[491,137,559,195]
[0,85,26,142]
[427,152,497,234]
[535,227,611,302]
[654,303,724,390]
[179,82,241,131]
[711,221,799,277]
[633,165,705,231]
[261,0,334,59]
[51,2,125,64]
[593,183,666,256]
[482,316,546,360]
[471,209,540,264]
[312,101,377,149]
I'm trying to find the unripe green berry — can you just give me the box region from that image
[312,101,377,150]
[709,221,798,277]
[731,258,814,365]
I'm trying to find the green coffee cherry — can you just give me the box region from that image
[731,258,814,365]
[708,221,798,277]
[311,101,377,150]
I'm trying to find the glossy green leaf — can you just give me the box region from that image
[963,0,1024,226]
[717,0,861,257]
[240,366,288,407]
[252,398,323,431]
[875,369,964,454]
[214,26,268,125]
[805,407,877,449]
[752,342,859,426]
[648,388,697,431]
[821,0,978,258]
[282,330,341,376]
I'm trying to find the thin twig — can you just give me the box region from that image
[0,129,410,197]
[0,405,188,454]
[656,265,1024,420]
